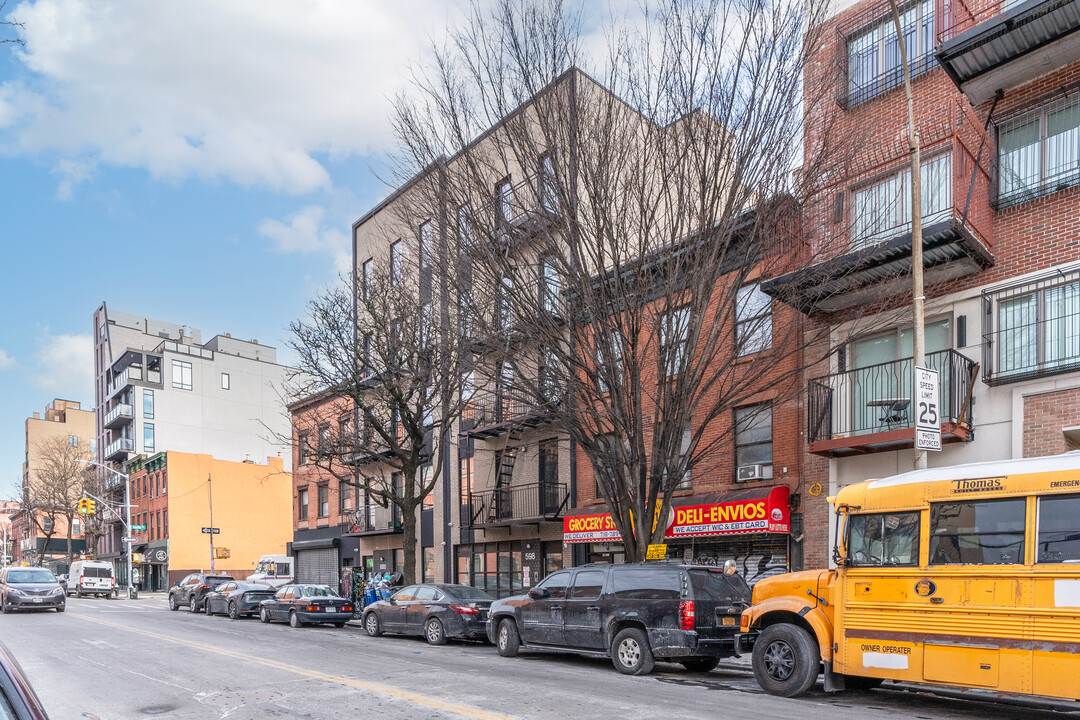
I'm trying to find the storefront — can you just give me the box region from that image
[455,539,564,598]
[563,486,792,585]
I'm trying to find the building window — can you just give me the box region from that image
[71,518,80,536]
[424,548,435,584]
[318,425,330,459]
[538,153,557,213]
[596,331,622,395]
[298,488,309,520]
[298,433,309,465]
[221,372,230,390]
[997,91,1080,208]
[422,467,434,511]
[390,240,404,286]
[539,348,560,400]
[457,204,474,245]
[419,220,433,304]
[317,485,329,518]
[990,276,1080,383]
[163,509,167,536]
[540,256,560,315]
[89,438,97,457]
[852,152,951,250]
[338,417,351,454]
[340,481,351,513]
[143,423,155,454]
[496,177,513,224]
[362,257,374,300]
[498,362,514,418]
[171,360,193,390]
[734,403,772,476]
[736,284,773,356]
[459,456,474,505]
[143,389,154,419]
[498,274,514,329]
[68,435,78,448]
[845,0,934,108]
[661,307,690,378]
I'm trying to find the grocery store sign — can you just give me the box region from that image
[564,486,790,543]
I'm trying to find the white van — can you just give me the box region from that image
[68,560,116,598]
[245,555,293,588]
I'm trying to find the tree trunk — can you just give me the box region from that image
[399,504,418,585]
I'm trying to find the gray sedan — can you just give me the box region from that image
[0,568,66,613]
[363,584,494,645]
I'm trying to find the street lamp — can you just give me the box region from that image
[76,459,135,600]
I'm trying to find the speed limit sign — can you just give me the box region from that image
[915,366,941,451]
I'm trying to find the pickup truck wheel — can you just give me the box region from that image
[752,623,820,698]
[496,619,520,657]
[168,595,179,611]
[611,628,655,675]
[680,657,721,673]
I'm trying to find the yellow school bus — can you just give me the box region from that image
[739,452,1080,700]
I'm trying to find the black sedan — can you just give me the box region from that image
[0,568,65,613]
[363,584,494,645]
[258,584,353,628]
[204,581,276,619]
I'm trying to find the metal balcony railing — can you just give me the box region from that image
[340,504,401,535]
[103,403,134,429]
[464,391,560,437]
[939,0,1056,43]
[104,437,134,461]
[467,482,568,526]
[807,349,976,453]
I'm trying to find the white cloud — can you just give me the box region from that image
[2,0,461,194]
[0,350,15,369]
[28,332,93,400]
[258,205,351,274]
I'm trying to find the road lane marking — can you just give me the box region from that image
[68,612,515,720]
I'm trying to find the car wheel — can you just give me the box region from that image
[76,589,83,598]
[844,675,884,692]
[228,602,239,620]
[289,610,304,629]
[1,599,10,614]
[496,619,520,658]
[364,612,382,637]
[260,607,271,624]
[611,627,655,675]
[680,657,721,673]
[168,594,179,611]
[752,623,821,698]
[55,606,65,613]
[425,618,448,646]
[206,600,215,615]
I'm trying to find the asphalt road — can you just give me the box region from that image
[3,595,1076,720]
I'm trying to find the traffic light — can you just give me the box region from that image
[77,498,88,514]
[78,498,97,515]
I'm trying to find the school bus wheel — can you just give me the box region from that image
[752,623,820,698]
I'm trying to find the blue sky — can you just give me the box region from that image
[0,0,464,490]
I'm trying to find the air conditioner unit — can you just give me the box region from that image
[737,464,773,483]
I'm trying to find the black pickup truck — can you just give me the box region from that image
[486,561,751,675]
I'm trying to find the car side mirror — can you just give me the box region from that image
[528,587,550,600]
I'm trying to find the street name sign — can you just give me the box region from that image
[121,537,137,543]
[131,525,146,531]
[914,366,941,452]
[201,527,220,534]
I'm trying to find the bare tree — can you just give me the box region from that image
[391,0,845,561]
[1,1,23,45]
[28,436,93,567]
[286,263,472,584]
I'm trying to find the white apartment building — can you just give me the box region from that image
[92,303,293,472]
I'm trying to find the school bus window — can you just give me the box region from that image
[929,498,1026,565]
[847,512,920,566]
[1037,494,1080,563]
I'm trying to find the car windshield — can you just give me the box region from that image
[300,586,339,598]
[445,586,495,601]
[7,570,56,584]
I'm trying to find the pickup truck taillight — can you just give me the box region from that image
[450,604,479,615]
[679,600,695,631]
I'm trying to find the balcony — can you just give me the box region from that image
[463,391,560,439]
[467,482,569,527]
[106,367,135,400]
[763,135,994,316]
[807,349,978,457]
[937,0,1080,102]
[340,505,402,536]
[104,437,134,461]
[103,403,134,429]
[981,266,1080,385]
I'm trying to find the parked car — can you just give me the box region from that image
[0,567,66,613]
[486,561,751,675]
[258,584,354,628]
[57,574,68,594]
[204,581,276,619]
[68,560,116,598]
[363,584,495,645]
[168,573,234,612]
[0,639,101,719]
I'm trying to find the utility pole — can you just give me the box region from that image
[887,0,927,471]
[208,474,215,574]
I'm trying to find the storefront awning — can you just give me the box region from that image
[563,486,791,544]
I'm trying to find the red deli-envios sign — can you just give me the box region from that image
[563,486,790,543]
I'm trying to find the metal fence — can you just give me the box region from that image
[468,483,568,526]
